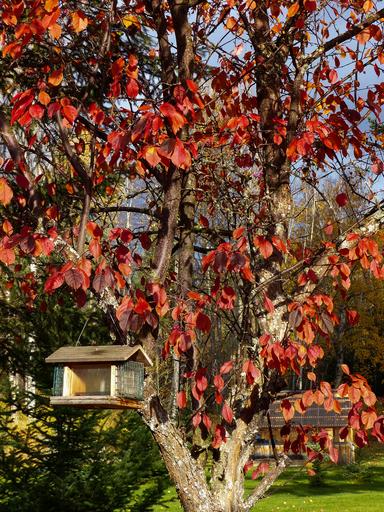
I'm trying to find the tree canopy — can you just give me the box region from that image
[1,1,384,511]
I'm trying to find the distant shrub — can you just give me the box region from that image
[343,462,372,482]
[308,458,326,487]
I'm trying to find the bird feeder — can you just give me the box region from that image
[45,345,152,409]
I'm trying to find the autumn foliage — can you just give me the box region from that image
[1,1,384,511]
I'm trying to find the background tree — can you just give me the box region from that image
[0,289,168,512]
[1,2,384,512]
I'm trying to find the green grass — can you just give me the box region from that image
[151,447,384,512]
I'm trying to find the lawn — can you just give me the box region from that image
[151,446,384,512]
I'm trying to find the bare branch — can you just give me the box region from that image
[303,8,384,64]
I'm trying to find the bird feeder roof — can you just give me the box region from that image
[45,345,152,366]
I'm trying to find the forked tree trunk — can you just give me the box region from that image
[143,397,289,512]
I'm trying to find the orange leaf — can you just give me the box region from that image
[233,226,245,239]
[39,91,51,105]
[363,0,373,13]
[287,2,300,17]
[45,0,58,12]
[159,103,187,134]
[71,11,88,33]
[48,68,63,86]
[0,246,15,265]
[0,178,13,206]
[143,146,161,167]
[356,27,371,44]
[2,220,13,235]
[49,23,62,39]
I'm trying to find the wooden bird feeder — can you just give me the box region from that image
[45,345,152,409]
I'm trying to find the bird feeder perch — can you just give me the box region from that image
[45,345,152,409]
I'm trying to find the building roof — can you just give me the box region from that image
[262,393,351,428]
[45,345,153,366]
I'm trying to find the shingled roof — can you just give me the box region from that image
[45,345,153,366]
[261,393,352,428]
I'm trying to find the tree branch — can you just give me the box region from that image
[56,111,92,254]
[92,206,160,218]
[0,110,41,212]
[243,454,290,510]
[303,8,384,64]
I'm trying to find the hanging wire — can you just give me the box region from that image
[75,317,90,346]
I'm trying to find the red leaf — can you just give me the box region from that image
[354,430,368,448]
[233,226,245,239]
[92,272,107,293]
[89,239,102,259]
[281,399,294,422]
[86,221,103,238]
[176,390,187,409]
[199,214,209,228]
[271,236,287,253]
[64,268,84,290]
[329,69,338,84]
[134,297,151,314]
[29,103,45,119]
[186,79,198,93]
[195,368,208,393]
[252,462,270,480]
[171,139,191,168]
[192,412,202,428]
[139,233,151,250]
[340,364,350,375]
[62,105,78,124]
[329,444,339,464]
[254,236,273,258]
[196,311,211,333]
[324,222,333,236]
[44,272,64,293]
[264,293,275,314]
[346,310,359,326]
[126,78,139,98]
[159,103,186,133]
[242,360,260,385]
[336,193,348,207]
[220,361,233,374]
[222,402,234,424]
[211,425,226,448]
[203,413,212,430]
[214,374,225,392]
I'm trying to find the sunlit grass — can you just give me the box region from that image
[150,446,384,512]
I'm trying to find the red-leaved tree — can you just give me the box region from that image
[1,1,384,511]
